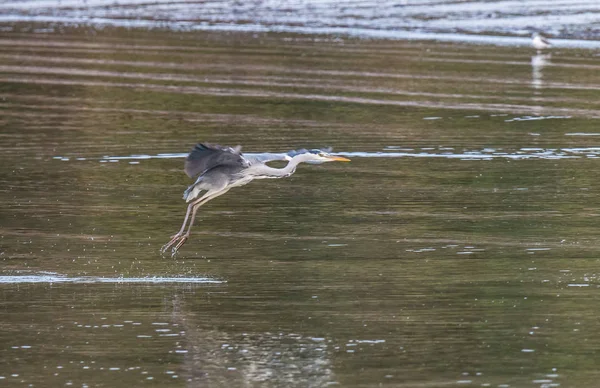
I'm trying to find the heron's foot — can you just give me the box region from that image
[171,235,189,257]
[161,233,182,254]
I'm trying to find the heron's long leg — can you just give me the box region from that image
[161,193,212,254]
[160,201,199,253]
[186,189,230,235]
[174,203,193,237]
[171,188,230,256]
[161,206,190,253]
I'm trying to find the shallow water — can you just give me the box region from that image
[2,25,600,387]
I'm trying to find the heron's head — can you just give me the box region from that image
[299,149,351,164]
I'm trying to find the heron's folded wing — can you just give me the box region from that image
[184,143,249,178]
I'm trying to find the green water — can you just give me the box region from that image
[2,28,600,387]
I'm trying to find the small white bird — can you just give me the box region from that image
[532,32,551,50]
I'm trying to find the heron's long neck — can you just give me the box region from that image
[251,156,303,178]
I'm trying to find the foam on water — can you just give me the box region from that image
[82,145,600,164]
[0,273,224,284]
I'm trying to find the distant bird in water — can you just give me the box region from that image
[161,143,350,256]
[532,32,551,51]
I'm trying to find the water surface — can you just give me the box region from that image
[2,0,600,46]
[2,24,600,387]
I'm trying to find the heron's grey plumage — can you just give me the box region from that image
[162,142,350,256]
[183,164,246,202]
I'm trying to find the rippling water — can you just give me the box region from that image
[2,13,600,388]
[2,0,600,47]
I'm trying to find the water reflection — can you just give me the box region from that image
[531,53,551,90]
[171,296,336,386]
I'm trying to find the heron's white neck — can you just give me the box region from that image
[249,154,309,178]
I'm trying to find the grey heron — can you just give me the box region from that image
[161,143,350,255]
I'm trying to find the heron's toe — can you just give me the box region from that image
[160,242,173,254]
[161,233,184,254]
[171,236,189,257]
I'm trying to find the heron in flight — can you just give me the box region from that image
[161,143,350,255]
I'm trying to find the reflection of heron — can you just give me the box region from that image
[170,295,336,386]
[161,143,350,255]
[531,53,551,90]
[532,32,551,51]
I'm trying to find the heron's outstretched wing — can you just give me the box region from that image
[184,143,249,178]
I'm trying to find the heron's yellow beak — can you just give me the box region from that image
[327,155,351,162]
